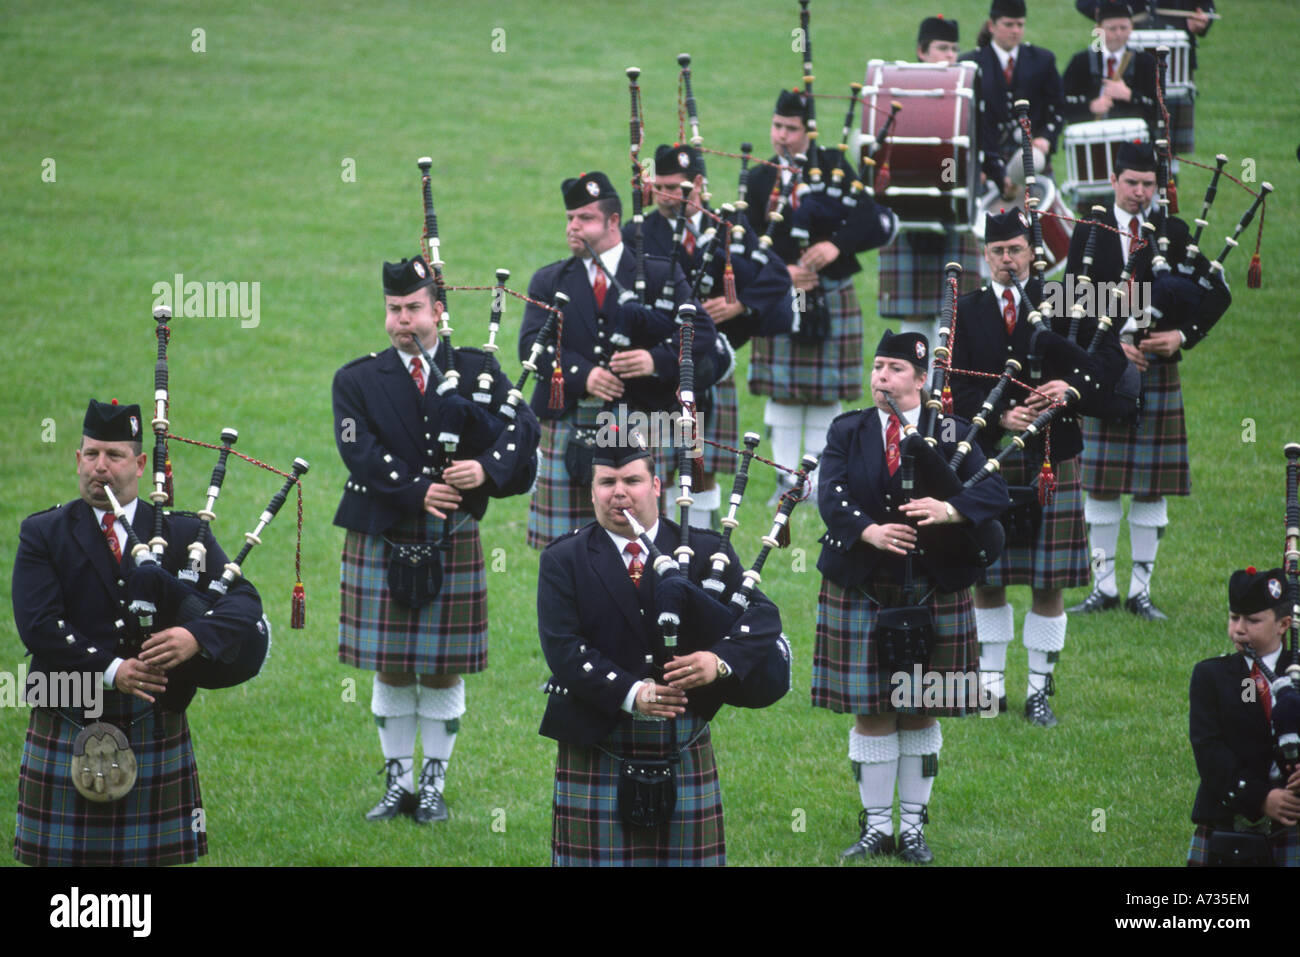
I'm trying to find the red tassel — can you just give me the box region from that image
[291,582,305,629]
[1247,253,1262,289]
[941,385,953,415]
[163,458,175,507]
[875,163,891,196]
[1166,179,1179,214]
[548,365,565,411]
[1038,458,1057,506]
[723,263,738,305]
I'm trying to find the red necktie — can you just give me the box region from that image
[624,541,644,587]
[1252,662,1273,723]
[1002,288,1017,336]
[886,415,901,477]
[1107,55,1117,79]
[102,512,123,563]
[592,267,607,309]
[410,357,426,395]
[683,227,696,257]
[1004,55,1015,86]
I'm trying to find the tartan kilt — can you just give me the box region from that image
[812,576,980,717]
[338,512,487,674]
[528,404,601,549]
[747,276,864,403]
[878,230,982,318]
[700,374,740,476]
[1187,823,1300,866]
[552,712,723,866]
[1166,95,1195,156]
[1081,360,1190,497]
[981,455,1089,590]
[14,700,205,866]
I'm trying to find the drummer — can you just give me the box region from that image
[1062,2,1160,138]
[878,16,985,352]
[961,0,1066,189]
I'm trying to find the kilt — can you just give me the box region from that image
[700,374,740,476]
[981,455,1088,590]
[1187,823,1300,867]
[528,403,601,549]
[878,230,982,318]
[813,576,979,717]
[747,276,864,403]
[1166,95,1194,156]
[338,512,487,674]
[14,700,206,866]
[1081,360,1190,497]
[551,712,723,867]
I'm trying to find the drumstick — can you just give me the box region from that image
[1152,7,1221,19]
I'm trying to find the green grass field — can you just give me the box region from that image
[1,0,1297,867]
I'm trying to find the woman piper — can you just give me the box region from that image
[812,331,1008,863]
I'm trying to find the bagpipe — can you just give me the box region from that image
[620,441,817,710]
[110,305,310,708]
[394,157,550,526]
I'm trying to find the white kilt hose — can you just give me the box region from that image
[747,276,864,404]
[339,513,488,675]
[15,699,205,866]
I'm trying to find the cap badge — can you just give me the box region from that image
[129,416,140,437]
[1269,578,1283,599]
[586,179,601,197]
[915,341,926,359]
[413,260,426,278]
[678,152,689,169]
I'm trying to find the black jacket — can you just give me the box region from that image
[1062,46,1160,132]
[537,519,782,747]
[816,406,1008,592]
[1190,649,1295,827]
[331,344,540,534]
[518,248,715,418]
[960,43,1066,160]
[13,498,264,714]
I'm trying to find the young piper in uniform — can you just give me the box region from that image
[745,89,899,503]
[13,399,266,865]
[815,332,1008,863]
[333,255,540,823]
[1188,567,1300,866]
[536,439,783,866]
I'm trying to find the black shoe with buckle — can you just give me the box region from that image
[366,758,415,821]
[1067,588,1120,614]
[1024,674,1058,728]
[414,758,450,824]
[840,808,895,860]
[1125,592,1168,621]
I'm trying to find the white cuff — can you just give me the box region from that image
[104,658,123,689]
[622,681,645,714]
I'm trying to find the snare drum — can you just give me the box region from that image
[973,176,1074,276]
[1062,118,1149,205]
[861,60,979,233]
[1130,30,1194,98]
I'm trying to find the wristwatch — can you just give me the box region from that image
[714,654,732,679]
[944,502,956,522]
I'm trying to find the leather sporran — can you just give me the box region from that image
[385,540,444,608]
[874,604,936,675]
[71,721,138,803]
[790,286,831,345]
[1000,485,1043,548]
[617,757,677,828]
[564,427,598,486]
[1206,830,1273,867]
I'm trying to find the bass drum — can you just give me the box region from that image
[860,60,979,234]
[972,176,1074,276]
